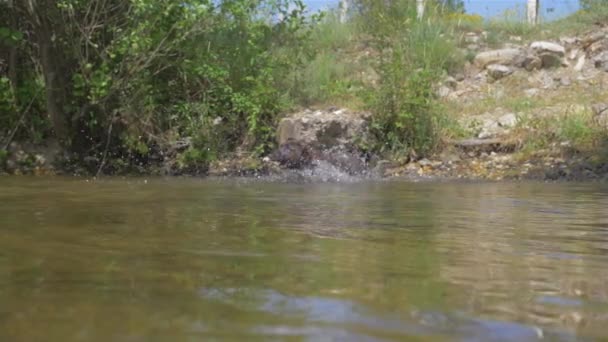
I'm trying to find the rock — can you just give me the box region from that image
[592,103,608,116]
[593,51,608,72]
[582,31,606,48]
[568,49,580,60]
[437,85,452,98]
[319,148,367,174]
[418,158,432,167]
[539,53,563,68]
[5,159,16,171]
[574,54,586,72]
[271,139,311,168]
[523,55,542,71]
[34,154,46,167]
[558,76,572,87]
[560,37,578,46]
[171,137,192,152]
[498,113,518,128]
[487,64,513,80]
[592,103,608,129]
[588,39,608,54]
[477,119,502,139]
[530,41,566,56]
[277,108,370,147]
[474,48,524,68]
[538,73,554,89]
[371,160,392,177]
[465,33,480,44]
[529,41,565,68]
[525,88,540,97]
[444,76,458,89]
[439,150,461,163]
[274,108,371,172]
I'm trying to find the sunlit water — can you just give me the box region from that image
[1,177,608,341]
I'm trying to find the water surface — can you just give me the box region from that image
[1,177,608,341]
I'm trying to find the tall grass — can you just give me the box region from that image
[286,11,365,107]
[352,1,466,156]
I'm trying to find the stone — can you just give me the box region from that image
[497,113,518,128]
[558,77,572,87]
[444,76,458,89]
[477,119,503,139]
[273,108,370,172]
[487,64,513,80]
[593,51,608,72]
[560,37,578,46]
[465,33,480,44]
[530,41,566,56]
[418,158,432,167]
[582,31,606,48]
[529,41,565,69]
[437,85,452,98]
[474,48,524,68]
[277,118,302,146]
[568,49,580,60]
[271,139,311,168]
[592,103,608,116]
[34,154,46,167]
[539,53,563,68]
[525,88,540,97]
[319,148,367,174]
[523,55,542,71]
[592,103,608,129]
[171,137,192,152]
[574,54,586,72]
[439,151,461,163]
[588,40,608,54]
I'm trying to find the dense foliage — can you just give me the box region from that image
[353,0,463,156]
[0,0,316,172]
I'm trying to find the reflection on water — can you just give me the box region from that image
[0,177,607,341]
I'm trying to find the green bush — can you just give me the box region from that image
[353,0,463,157]
[370,68,442,156]
[557,110,601,149]
[1,0,318,171]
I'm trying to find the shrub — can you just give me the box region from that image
[353,0,463,157]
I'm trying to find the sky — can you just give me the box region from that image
[304,0,581,21]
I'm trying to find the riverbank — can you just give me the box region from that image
[2,136,607,182]
[2,5,608,182]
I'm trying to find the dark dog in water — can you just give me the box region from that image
[270,139,312,169]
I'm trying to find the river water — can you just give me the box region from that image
[1,177,608,341]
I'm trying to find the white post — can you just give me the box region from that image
[527,0,539,25]
[417,0,425,20]
[339,0,348,23]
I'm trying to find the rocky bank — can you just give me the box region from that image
[3,25,608,181]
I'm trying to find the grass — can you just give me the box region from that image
[541,4,608,38]
[293,2,608,160]
[290,11,368,108]
[510,106,605,162]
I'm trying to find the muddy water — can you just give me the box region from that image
[1,177,608,341]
